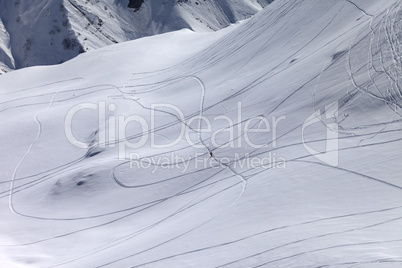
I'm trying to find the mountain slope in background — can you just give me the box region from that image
[0,0,272,73]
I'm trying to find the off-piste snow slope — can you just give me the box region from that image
[0,0,272,73]
[1,0,402,267]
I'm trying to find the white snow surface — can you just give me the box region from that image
[0,0,271,72]
[1,0,402,267]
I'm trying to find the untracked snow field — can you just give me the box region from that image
[1,0,402,267]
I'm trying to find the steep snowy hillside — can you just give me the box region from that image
[1,0,402,267]
[0,0,271,73]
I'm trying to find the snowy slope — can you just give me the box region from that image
[0,0,271,73]
[1,0,402,267]
[0,0,85,71]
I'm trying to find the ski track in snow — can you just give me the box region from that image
[1,0,402,267]
[1,72,251,266]
[8,89,60,216]
[132,207,402,267]
[122,73,248,202]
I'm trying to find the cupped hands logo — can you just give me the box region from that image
[302,101,339,167]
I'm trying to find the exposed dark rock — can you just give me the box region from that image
[128,0,144,11]
[62,38,82,51]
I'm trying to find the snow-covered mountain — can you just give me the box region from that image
[1,0,402,267]
[0,0,272,73]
